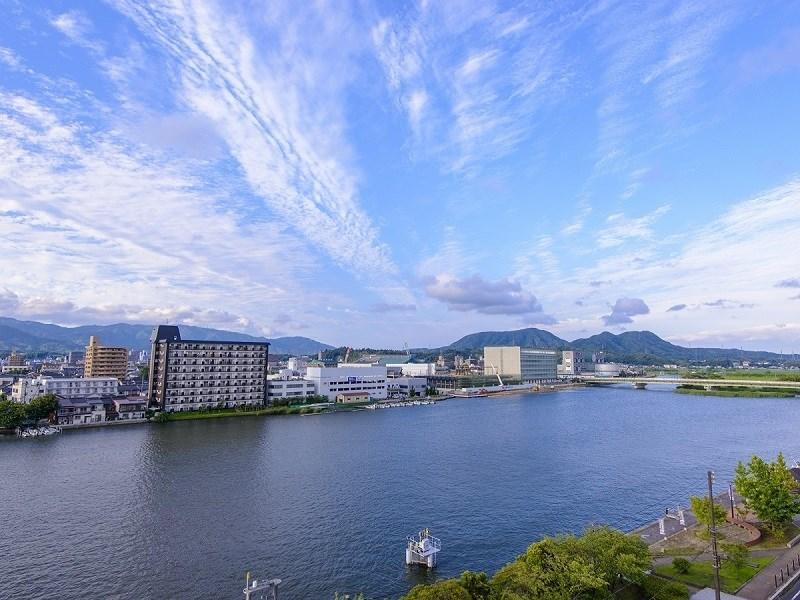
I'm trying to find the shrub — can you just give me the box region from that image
[152,412,171,423]
[723,543,749,570]
[672,557,691,574]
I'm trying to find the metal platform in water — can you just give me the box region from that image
[406,528,441,568]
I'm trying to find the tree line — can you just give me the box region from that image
[0,394,59,429]
[402,526,687,600]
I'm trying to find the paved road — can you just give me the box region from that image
[776,577,800,600]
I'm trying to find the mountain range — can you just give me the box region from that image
[0,317,333,356]
[446,328,784,364]
[0,318,788,365]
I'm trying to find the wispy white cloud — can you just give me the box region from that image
[561,196,592,236]
[111,0,406,298]
[549,178,800,349]
[372,2,574,173]
[0,46,22,70]
[596,205,671,248]
[0,89,316,335]
[50,10,104,54]
[593,1,739,170]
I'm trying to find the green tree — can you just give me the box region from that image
[722,543,749,570]
[137,364,150,380]
[690,496,728,530]
[458,571,491,600]
[672,557,691,574]
[25,394,59,421]
[734,453,800,534]
[576,525,651,590]
[402,579,471,600]
[0,400,27,429]
[491,537,607,599]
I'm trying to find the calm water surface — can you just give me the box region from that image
[1,386,797,599]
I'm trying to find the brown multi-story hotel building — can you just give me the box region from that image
[84,336,128,380]
[146,325,269,412]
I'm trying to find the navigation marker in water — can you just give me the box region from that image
[405,528,441,568]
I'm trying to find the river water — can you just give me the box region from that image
[1,385,796,599]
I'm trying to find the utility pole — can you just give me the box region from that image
[708,471,722,600]
[729,482,735,520]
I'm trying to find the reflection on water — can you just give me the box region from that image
[1,386,796,599]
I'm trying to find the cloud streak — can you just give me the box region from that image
[112,0,405,294]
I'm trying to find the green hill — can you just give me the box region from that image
[448,327,567,351]
[0,317,332,356]
[446,328,782,365]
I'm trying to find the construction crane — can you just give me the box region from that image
[489,363,505,387]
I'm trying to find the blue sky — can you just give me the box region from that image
[1,1,799,351]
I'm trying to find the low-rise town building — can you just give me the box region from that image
[335,391,370,404]
[56,397,107,426]
[12,376,119,403]
[113,397,147,420]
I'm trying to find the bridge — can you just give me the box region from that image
[578,376,800,390]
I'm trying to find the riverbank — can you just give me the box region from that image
[158,404,326,421]
[676,384,799,398]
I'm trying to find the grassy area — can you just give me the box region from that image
[655,556,774,593]
[158,405,325,421]
[752,523,800,549]
[676,385,797,398]
[684,369,800,382]
[614,576,689,600]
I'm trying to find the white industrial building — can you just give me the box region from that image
[306,365,387,401]
[267,378,317,402]
[386,363,437,377]
[558,350,584,376]
[12,376,119,403]
[483,347,558,382]
[387,377,428,397]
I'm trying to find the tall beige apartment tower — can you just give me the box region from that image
[84,336,128,380]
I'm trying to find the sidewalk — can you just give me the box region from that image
[737,545,800,599]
